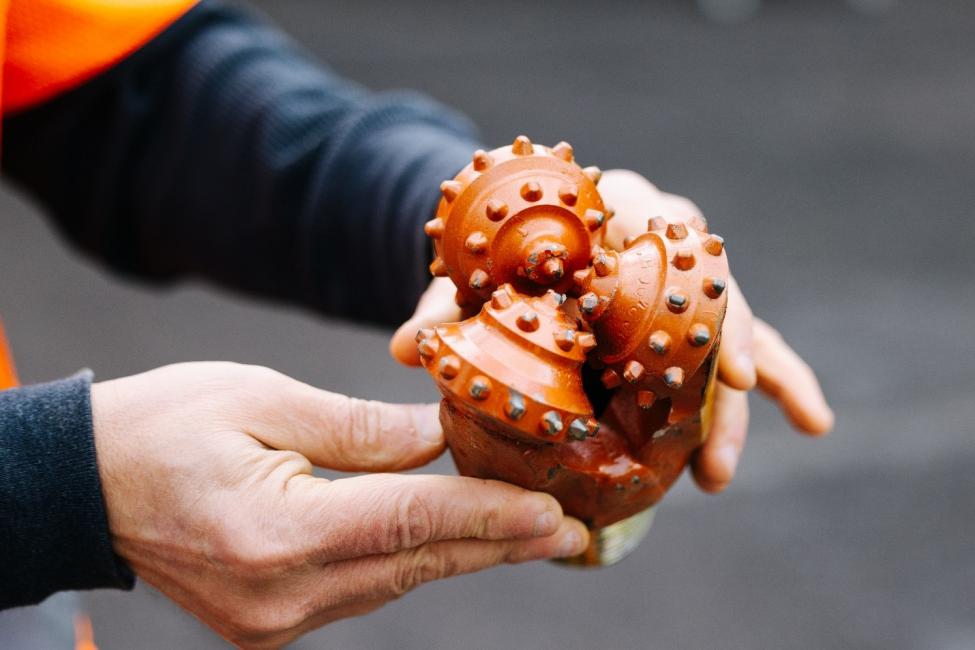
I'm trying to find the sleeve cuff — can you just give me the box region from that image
[0,371,134,609]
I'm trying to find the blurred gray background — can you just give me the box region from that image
[1,0,973,648]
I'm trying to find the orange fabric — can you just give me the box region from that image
[0,1,197,383]
[0,0,9,131]
[3,0,196,114]
[0,2,12,388]
[0,319,18,390]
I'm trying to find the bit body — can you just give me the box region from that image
[418,136,729,565]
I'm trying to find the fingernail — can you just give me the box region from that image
[413,406,443,445]
[556,531,584,558]
[533,510,558,537]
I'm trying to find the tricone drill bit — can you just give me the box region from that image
[418,136,729,566]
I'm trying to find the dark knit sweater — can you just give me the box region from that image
[0,0,478,608]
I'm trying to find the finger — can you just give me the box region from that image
[753,318,834,435]
[718,277,757,390]
[289,473,568,562]
[390,277,462,366]
[660,191,704,222]
[599,169,664,250]
[137,540,392,648]
[251,377,446,471]
[691,382,749,493]
[317,517,589,607]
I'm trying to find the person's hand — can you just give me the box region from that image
[91,362,588,649]
[390,169,833,494]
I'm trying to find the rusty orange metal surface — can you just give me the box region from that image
[419,136,729,564]
[425,136,607,311]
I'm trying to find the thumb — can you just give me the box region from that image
[390,277,462,366]
[250,375,446,471]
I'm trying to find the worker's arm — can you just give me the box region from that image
[2,0,479,326]
[0,0,482,613]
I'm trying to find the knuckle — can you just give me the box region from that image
[350,398,387,452]
[754,319,783,345]
[500,540,533,565]
[230,619,274,644]
[243,363,286,382]
[474,499,502,538]
[610,168,656,191]
[228,604,300,647]
[242,365,291,399]
[668,194,702,218]
[392,549,451,596]
[392,489,436,550]
[197,363,291,415]
[199,361,275,387]
[332,397,387,461]
[209,527,291,575]
[207,528,247,568]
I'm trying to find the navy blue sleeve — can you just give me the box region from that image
[0,0,482,610]
[1,0,480,326]
[0,373,134,609]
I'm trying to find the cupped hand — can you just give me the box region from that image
[91,362,588,649]
[390,169,833,494]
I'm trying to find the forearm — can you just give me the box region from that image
[1,0,479,325]
[0,373,133,609]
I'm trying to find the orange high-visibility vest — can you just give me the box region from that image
[3,0,197,113]
[0,320,16,390]
[0,0,196,389]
